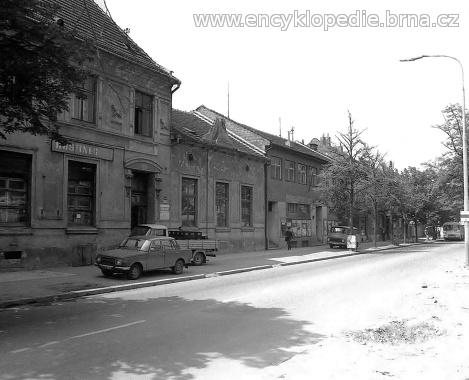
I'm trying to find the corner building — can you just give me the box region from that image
[0,0,180,269]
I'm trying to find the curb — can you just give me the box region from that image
[0,242,419,310]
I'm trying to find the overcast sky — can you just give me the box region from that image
[102,0,468,170]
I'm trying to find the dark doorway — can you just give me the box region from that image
[131,172,148,229]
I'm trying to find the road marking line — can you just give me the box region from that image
[68,320,146,340]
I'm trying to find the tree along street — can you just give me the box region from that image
[0,242,468,379]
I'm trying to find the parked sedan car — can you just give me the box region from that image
[327,226,360,249]
[95,236,192,280]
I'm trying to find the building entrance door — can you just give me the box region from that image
[131,172,148,229]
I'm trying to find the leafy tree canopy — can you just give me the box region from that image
[0,0,94,143]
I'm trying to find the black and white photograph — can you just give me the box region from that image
[1,0,469,378]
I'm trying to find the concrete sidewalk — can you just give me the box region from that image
[0,240,419,309]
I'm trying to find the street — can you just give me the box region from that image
[0,242,468,379]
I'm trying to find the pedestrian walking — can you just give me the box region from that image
[285,227,294,250]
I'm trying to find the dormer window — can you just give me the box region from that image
[134,91,153,137]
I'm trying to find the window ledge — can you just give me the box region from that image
[66,227,99,235]
[215,227,231,233]
[0,227,33,236]
[241,227,255,232]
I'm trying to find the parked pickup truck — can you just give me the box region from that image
[129,224,219,266]
[95,236,192,280]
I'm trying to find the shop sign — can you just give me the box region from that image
[52,140,113,161]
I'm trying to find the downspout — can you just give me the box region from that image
[264,145,272,251]
[171,82,181,94]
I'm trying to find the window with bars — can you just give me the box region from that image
[287,203,310,219]
[241,185,253,227]
[285,160,295,182]
[134,90,153,137]
[216,182,229,227]
[72,77,96,123]
[297,163,307,184]
[270,156,282,180]
[181,178,197,226]
[309,166,319,186]
[0,151,30,225]
[67,161,95,226]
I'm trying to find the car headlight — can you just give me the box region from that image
[116,259,123,266]
[96,256,101,263]
[341,239,345,243]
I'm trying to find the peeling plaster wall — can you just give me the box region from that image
[170,142,266,252]
[0,52,175,269]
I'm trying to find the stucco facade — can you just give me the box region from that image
[0,0,179,269]
[195,106,331,249]
[170,110,267,252]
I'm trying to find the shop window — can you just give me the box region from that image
[72,76,96,123]
[67,161,95,226]
[216,182,229,227]
[0,151,31,225]
[182,178,197,226]
[285,160,295,182]
[134,90,153,137]
[241,185,253,227]
[270,156,282,180]
[297,163,307,184]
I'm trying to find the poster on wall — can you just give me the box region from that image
[160,203,170,220]
[291,219,312,237]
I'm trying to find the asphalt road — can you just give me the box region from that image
[0,242,462,380]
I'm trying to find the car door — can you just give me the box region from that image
[161,239,176,266]
[147,240,165,270]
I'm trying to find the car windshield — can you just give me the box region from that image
[331,227,348,234]
[130,226,150,236]
[119,238,150,251]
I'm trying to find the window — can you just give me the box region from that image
[309,167,319,186]
[216,182,229,227]
[241,185,253,227]
[271,156,282,180]
[287,203,310,219]
[0,151,30,225]
[134,90,153,137]
[182,178,197,226]
[72,76,96,123]
[161,239,173,250]
[298,163,307,184]
[68,161,95,226]
[285,160,295,182]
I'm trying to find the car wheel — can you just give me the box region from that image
[192,252,205,266]
[172,259,184,275]
[101,269,113,277]
[127,263,142,280]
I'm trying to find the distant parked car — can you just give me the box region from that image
[95,236,192,280]
[327,226,360,249]
[442,221,464,241]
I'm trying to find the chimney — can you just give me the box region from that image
[308,138,319,151]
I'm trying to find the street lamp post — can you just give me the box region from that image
[400,55,468,266]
